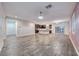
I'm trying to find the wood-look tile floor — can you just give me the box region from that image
[0,33,77,56]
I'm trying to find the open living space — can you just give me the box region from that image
[0,2,79,56]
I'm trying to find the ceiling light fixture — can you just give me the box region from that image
[38,11,44,20]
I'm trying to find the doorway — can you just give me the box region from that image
[55,26,64,33]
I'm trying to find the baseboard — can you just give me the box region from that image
[69,36,79,56]
[16,33,35,38]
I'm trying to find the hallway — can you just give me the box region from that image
[0,34,77,56]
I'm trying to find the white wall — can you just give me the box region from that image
[0,3,5,16]
[52,24,55,34]
[16,20,35,37]
[0,17,3,37]
[0,3,3,16]
[5,17,35,37]
[0,17,5,52]
[0,17,6,39]
[64,22,69,35]
[0,3,4,39]
[0,2,6,39]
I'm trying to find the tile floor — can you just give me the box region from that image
[0,33,77,56]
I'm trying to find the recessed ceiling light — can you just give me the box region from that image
[38,11,44,20]
[38,15,44,20]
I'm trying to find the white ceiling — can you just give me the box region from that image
[1,2,76,23]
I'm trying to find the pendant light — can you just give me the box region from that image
[38,11,44,20]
